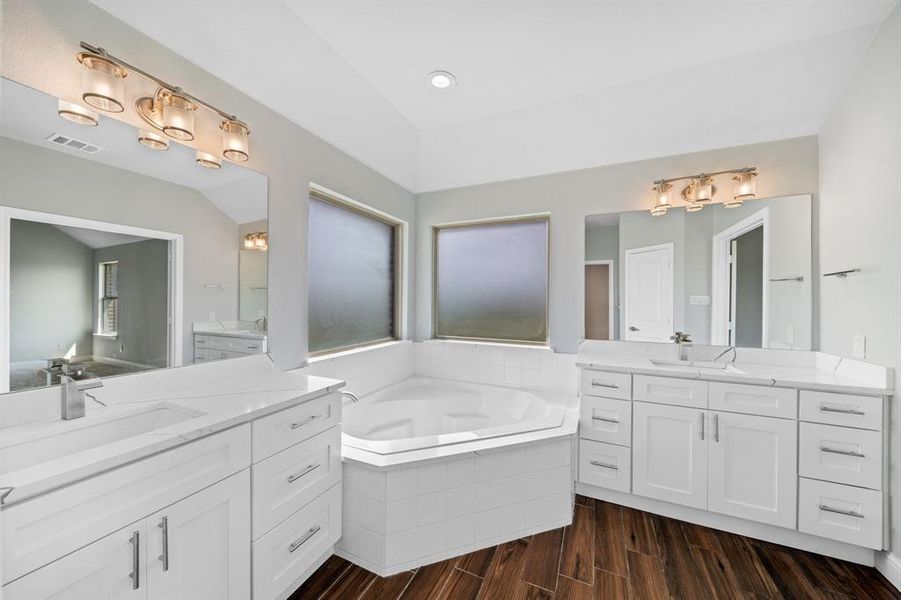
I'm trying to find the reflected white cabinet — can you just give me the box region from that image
[632,402,708,510]
[708,412,797,528]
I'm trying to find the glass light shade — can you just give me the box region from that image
[196,151,222,169]
[729,171,757,207]
[78,54,127,113]
[243,236,256,250]
[161,92,196,141]
[57,99,98,126]
[685,202,704,213]
[696,177,714,203]
[221,120,250,162]
[137,130,169,150]
[253,235,268,250]
[650,182,671,216]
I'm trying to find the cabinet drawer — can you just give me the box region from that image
[634,375,707,409]
[580,369,632,399]
[252,484,341,600]
[798,478,883,550]
[709,383,797,418]
[580,396,631,446]
[252,427,342,540]
[252,392,340,462]
[799,423,882,490]
[2,425,250,584]
[578,439,631,493]
[799,391,882,431]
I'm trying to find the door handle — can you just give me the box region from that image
[699,412,705,440]
[129,530,141,590]
[629,326,639,332]
[158,516,169,572]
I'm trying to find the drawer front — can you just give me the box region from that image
[578,439,631,493]
[194,334,226,350]
[709,382,797,418]
[252,393,340,462]
[581,369,632,399]
[798,478,883,549]
[195,335,265,354]
[252,427,342,540]
[634,375,708,409]
[799,423,882,490]
[2,425,251,584]
[579,396,632,446]
[253,484,341,600]
[799,391,882,431]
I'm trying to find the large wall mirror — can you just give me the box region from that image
[0,78,268,392]
[584,194,812,349]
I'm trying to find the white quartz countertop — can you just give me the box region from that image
[0,360,343,506]
[576,352,892,396]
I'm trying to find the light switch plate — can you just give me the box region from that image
[690,295,711,306]
[852,334,867,359]
[208,311,216,321]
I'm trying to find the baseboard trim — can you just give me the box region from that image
[876,551,901,592]
[578,483,876,566]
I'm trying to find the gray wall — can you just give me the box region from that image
[585,224,620,336]
[733,227,764,347]
[93,239,169,368]
[818,7,901,560]
[1,0,417,369]
[9,220,94,363]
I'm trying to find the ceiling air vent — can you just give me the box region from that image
[45,133,102,154]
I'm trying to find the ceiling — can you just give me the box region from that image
[92,1,897,193]
[51,224,149,249]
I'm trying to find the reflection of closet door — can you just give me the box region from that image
[623,243,673,342]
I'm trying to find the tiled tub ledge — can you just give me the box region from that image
[337,436,575,576]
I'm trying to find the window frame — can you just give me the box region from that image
[307,185,406,357]
[97,260,119,337]
[432,213,550,346]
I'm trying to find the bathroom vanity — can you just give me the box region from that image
[0,355,343,600]
[193,321,269,363]
[575,341,893,563]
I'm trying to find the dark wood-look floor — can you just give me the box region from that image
[290,496,901,599]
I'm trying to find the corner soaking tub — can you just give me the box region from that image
[337,377,578,576]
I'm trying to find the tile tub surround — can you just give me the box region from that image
[337,436,574,576]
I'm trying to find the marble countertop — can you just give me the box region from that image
[576,352,892,396]
[0,365,344,506]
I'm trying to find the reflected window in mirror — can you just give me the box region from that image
[98,261,119,336]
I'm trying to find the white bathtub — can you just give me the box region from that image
[337,376,578,576]
[342,377,569,455]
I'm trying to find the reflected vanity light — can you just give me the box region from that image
[57,99,98,126]
[196,151,222,169]
[77,53,127,113]
[137,130,169,150]
[221,120,250,162]
[243,232,268,251]
[650,182,672,216]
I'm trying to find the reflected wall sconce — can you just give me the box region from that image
[649,167,758,216]
[75,41,251,166]
[57,99,99,127]
[243,232,268,251]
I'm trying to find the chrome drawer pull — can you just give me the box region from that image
[591,379,619,389]
[288,526,321,553]
[819,504,864,519]
[291,414,322,429]
[589,460,618,471]
[129,530,141,590]
[158,516,169,572]
[699,412,705,440]
[820,446,866,458]
[591,415,620,424]
[820,405,865,416]
[287,463,320,483]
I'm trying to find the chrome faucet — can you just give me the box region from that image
[670,331,693,361]
[341,391,359,404]
[61,371,103,420]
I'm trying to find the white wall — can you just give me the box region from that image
[416,136,819,352]
[0,0,416,370]
[818,5,901,563]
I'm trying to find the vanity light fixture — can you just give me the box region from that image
[196,151,222,169]
[728,169,758,208]
[243,232,268,251]
[648,167,758,215]
[76,41,251,164]
[57,99,99,126]
[137,130,169,150]
[650,181,672,216]
[427,70,456,90]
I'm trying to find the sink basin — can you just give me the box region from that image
[0,403,204,473]
[649,359,743,374]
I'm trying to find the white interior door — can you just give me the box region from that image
[632,402,708,510]
[707,412,797,528]
[624,243,673,342]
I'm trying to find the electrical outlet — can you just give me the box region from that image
[852,334,867,359]
[208,311,216,321]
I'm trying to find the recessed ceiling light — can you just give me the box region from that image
[427,70,456,90]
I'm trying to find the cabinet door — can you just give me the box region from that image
[633,403,708,509]
[707,412,797,528]
[4,524,147,600]
[147,470,251,600]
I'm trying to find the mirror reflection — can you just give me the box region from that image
[585,195,812,349]
[0,78,268,392]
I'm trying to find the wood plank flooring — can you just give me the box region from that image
[290,496,900,599]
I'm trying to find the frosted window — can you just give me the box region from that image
[435,218,548,343]
[309,196,396,354]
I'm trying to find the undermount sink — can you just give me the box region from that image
[0,403,205,474]
[649,359,744,374]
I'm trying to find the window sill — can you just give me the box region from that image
[307,340,406,364]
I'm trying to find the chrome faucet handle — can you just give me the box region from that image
[341,391,359,404]
[670,331,692,343]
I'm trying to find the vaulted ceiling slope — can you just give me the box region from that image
[92,1,897,193]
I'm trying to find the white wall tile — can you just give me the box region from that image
[447,515,475,550]
[446,485,475,519]
[386,496,419,534]
[359,495,387,534]
[359,527,387,565]
[474,508,503,542]
[446,456,475,488]
[504,366,523,386]
[387,468,419,501]
[475,480,506,512]
[418,461,449,494]
[338,522,361,556]
[475,452,504,482]
[418,491,447,526]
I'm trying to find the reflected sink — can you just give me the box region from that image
[0,403,205,473]
[649,359,744,374]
